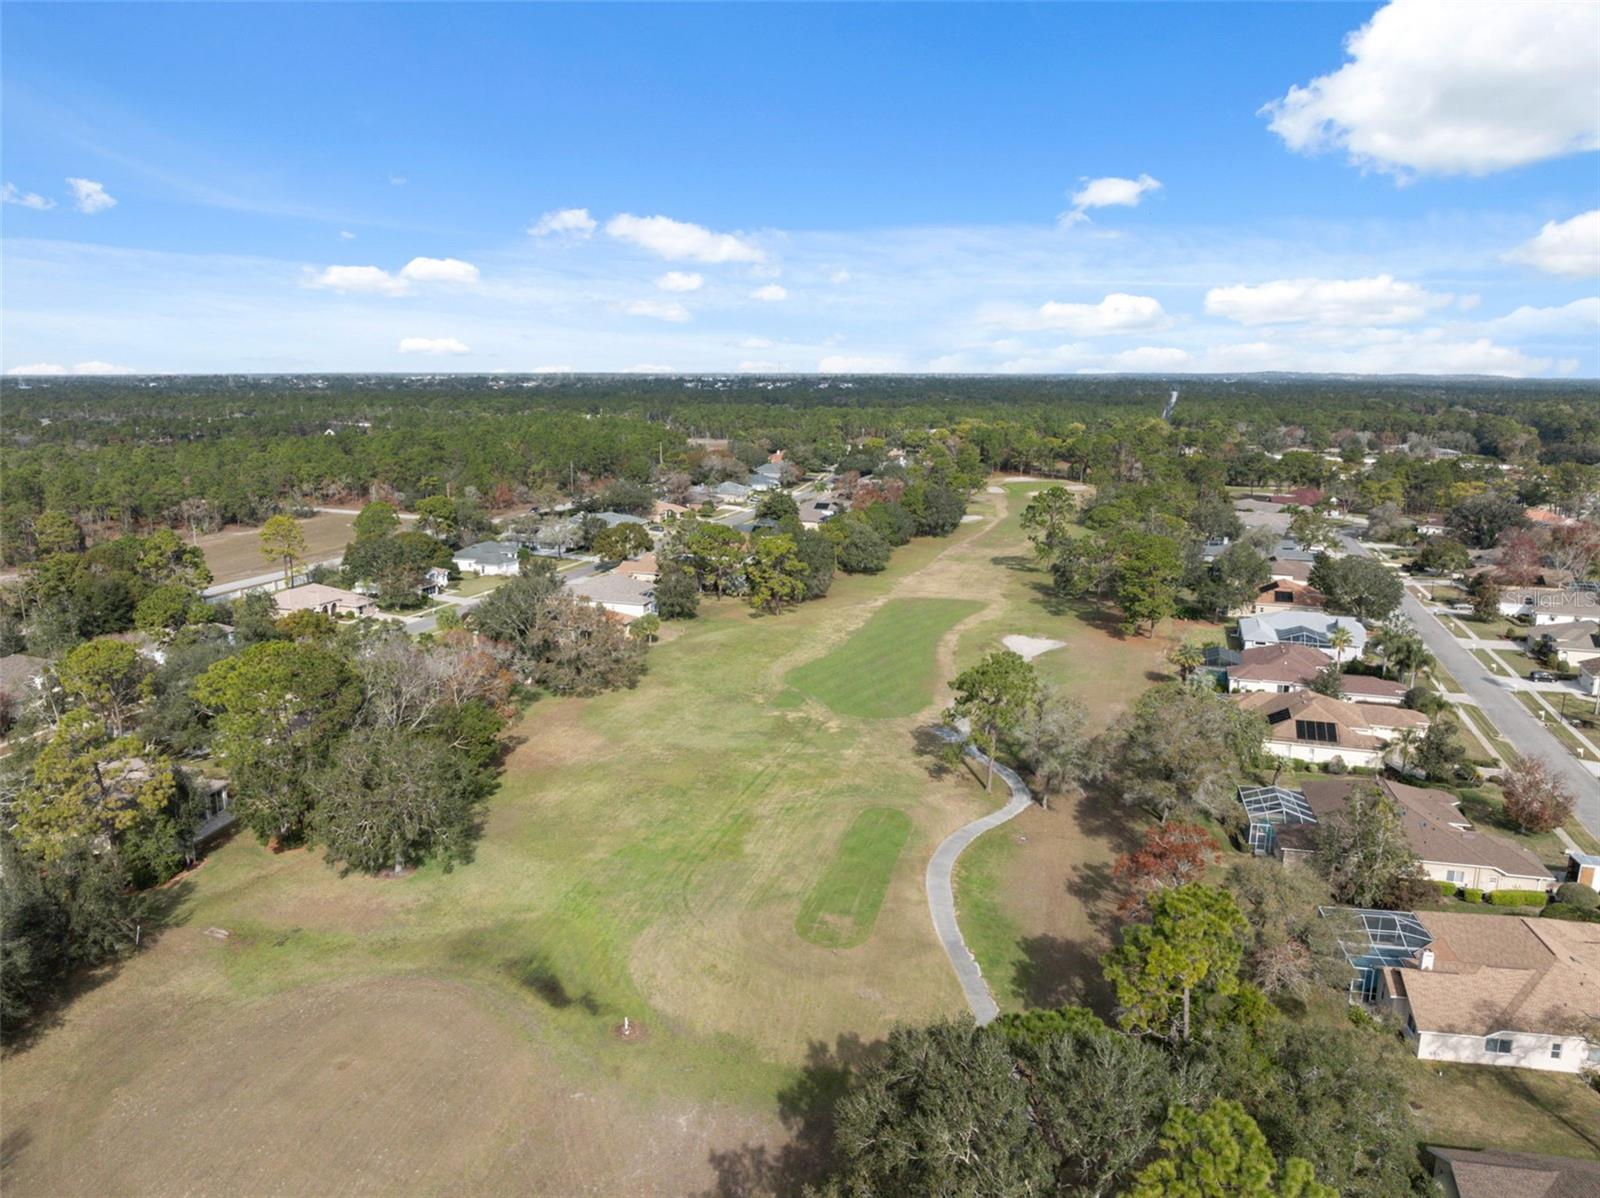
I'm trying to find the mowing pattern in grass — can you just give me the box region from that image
[786,597,982,718]
[795,807,913,948]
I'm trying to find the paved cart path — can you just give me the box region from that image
[926,728,1034,1024]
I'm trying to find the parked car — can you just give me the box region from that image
[1529,670,1557,682]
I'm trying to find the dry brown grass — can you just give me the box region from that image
[197,512,361,584]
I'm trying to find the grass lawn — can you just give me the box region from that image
[1405,1062,1600,1160]
[1455,704,1515,765]
[1437,615,1477,640]
[1428,662,1463,694]
[1470,648,1514,678]
[1512,691,1593,759]
[787,596,983,718]
[796,807,913,947]
[448,572,510,597]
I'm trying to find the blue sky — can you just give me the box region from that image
[3,1,1597,376]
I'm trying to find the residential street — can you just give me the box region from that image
[1340,532,1600,839]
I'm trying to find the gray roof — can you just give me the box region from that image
[1269,538,1317,563]
[1238,611,1367,653]
[753,462,784,479]
[565,573,655,607]
[591,511,649,527]
[715,481,751,497]
[454,540,520,564]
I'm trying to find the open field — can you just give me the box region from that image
[197,511,360,584]
[4,481,1136,1196]
[1405,1062,1600,1160]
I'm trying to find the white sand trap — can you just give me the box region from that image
[1003,634,1066,661]
[1003,475,1046,483]
[986,485,1004,494]
[960,513,984,523]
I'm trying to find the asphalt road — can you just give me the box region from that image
[1340,532,1600,839]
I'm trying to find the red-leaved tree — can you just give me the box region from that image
[1501,755,1574,834]
[1111,821,1220,914]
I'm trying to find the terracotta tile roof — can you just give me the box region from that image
[1429,1147,1600,1198]
[1397,914,1600,1038]
[616,553,658,577]
[1229,643,1331,683]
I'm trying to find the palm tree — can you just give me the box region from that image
[1327,624,1354,668]
[1168,640,1205,682]
[1388,634,1435,690]
[1394,726,1421,773]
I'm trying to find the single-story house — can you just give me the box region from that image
[1242,778,1554,893]
[1226,643,1332,694]
[1427,1147,1600,1198]
[1532,620,1600,669]
[752,462,786,487]
[1565,850,1600,893]
[273,583,376,619]
[1376,912,1599,1075]
[616,553,659,583]
[564,573,657,621]
[1268,556,1313,583]
[453,540,522,577]
[1199,536,1232,563]
[192,777,236,848]
[1234,689,1426,767]
[1579,657,1600,697]
[1269,538,1318,565]
[714,481,753,503]
[1237,611,1368,656]
[1335,673,1409,705]
[745,471,779,493]
[421,566,451,596]
[1415,515,1448,538]
[1498,586,1600,626]
[591,511,650,529]
[653,500,690,520]
[798,499,841,530]
[1245,576,1325,614]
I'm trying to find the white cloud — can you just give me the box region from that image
[1262,0,1600,177]
[389,175,407,186]
[738,337,774,349]
[624,363,677,373]
[1204,275,1449,326]
[829,269,852,284]
[605,213,765,263]
[620,298,691,322]
[338,230,356,241]
[398,256,480,285]
[989,293,1170,335]
[1505,210,1600,279]
[529,207,597,238]
[1456,294,1480,312]
[655,271,704,292]
[65,177,116,214]
[738,360,786,372]
[818,354,900,373]
[398,337,470,355]
[1487,297,1600,336]
[6,360,131,375]
[750,284,788,302]
[1061,174,1161,226]
[1105,346,1194,372]
[304,265,412,296]
[2,183,54,210]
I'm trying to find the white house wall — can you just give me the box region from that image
[1412,1029,1590,1075]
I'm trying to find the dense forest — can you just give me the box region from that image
[2,373,1597,562]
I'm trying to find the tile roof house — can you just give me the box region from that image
[1245,777,1554,893]
[272,583,376,618]
[616,552,659,582]
[1237,610,1368,655]
[1246,576,1325,614]
[452,540,522,576]
[564,572,657,621]
[652,500,690,520]
[797,499,841,529]
[1335,673,1409,705]
[1233,688,1426,767]
[1427,1147,1600,1198]
[1226,644,1332,693]
[1266,556,1313,583]
[1377,913,1600,1074]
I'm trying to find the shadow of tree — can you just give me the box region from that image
[910,725,961,782]
[1012,933,1117,1016]
[989,553,1036,572]
[698,1033,880,1198]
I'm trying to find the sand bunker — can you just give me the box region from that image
[1003,634,1066,661]
[986,485,1004,494]
[960,514,984,523]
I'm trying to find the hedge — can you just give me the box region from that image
[1462,888,1482,904]
[1485,889,1548,907]
[1554,882,1599,911]
[1541,903,1600,923]
[1435,880,1459,897]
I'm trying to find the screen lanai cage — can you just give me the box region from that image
[1238,785,1317,855]
[1318,906,1434,1004]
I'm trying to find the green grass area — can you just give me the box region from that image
[1455,704,1514,765]
[1406,1061,1600,1160]
[795,807,913,948]
[786,596,982,718]
[449,572,511,597]
[952,825,1027,1007]
[1437,615,1476,640]
[1470,648,1514,678]
[1448,787,1577,871]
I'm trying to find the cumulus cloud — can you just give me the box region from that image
[338,230,356,240]
[398,256,479,285]
[2,183,54,210]
[1487,297,1600,336]
[65,177,116,214]
[6,360,132,375]
[1262,0,1600,177]
[1204,275,1450,326]
[1104,346,1194,372]
[529,207,597,238]
[1505,210,1600,279]
[989,293,1170,335]
[1061,174,1161,226]
[620,298,692,322]
[398,337,470,355]
[655,271,704,292]
[750,284,788,302]
[606,213,765,263]
[304,265,413,296]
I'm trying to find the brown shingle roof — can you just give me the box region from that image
[1337,673,1408,700]
[1234,690,1386,750]
[1429,1147,1600,1198]
[1229,643,1331,684]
